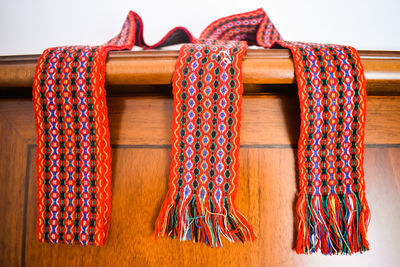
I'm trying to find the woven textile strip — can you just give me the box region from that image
[33,11,193,245]
[156,8,370,253]
[279,42,370,254]
[155,39,256,246]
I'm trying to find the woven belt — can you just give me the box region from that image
[33,8,370,254]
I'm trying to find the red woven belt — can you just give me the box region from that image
[33,8,370,254]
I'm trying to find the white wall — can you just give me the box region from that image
[1,0,399,56]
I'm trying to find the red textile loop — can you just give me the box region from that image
[33,11,192,245]
[33,8,370,253]
[156,8,370,253]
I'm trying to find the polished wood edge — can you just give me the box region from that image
[2,49,400,61]
[1,49,400,97]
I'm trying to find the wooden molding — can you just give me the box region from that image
[1,49,399,96]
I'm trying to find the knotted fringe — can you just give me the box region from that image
[155,192,256,247]
[296,192,370,254]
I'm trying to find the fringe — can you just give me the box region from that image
[296,192,370,255]
[155,192,256,247]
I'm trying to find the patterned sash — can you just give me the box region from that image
[155,9,370,254]
[155,39,255,246]
[33,12,192,245]
[33,8,370,254]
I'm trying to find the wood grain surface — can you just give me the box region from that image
[1,50,400,96]
[0,94,399,267]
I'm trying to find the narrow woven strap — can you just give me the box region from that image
[33,11,192,245]
[156,8,370,253]
[280,42,370,254]
[155,39,256,246]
